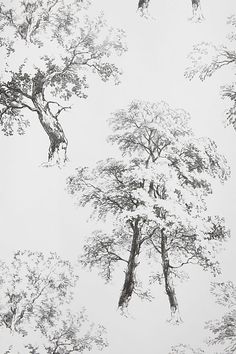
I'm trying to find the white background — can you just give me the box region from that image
[0,0,235,353]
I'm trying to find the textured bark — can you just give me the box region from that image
[138,0,150,10]
[118,219,141,309]
[33,97,68,165]
[191,0,204,21]
[161,231,181,323]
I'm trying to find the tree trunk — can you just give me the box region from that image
[33,97,68,166]
[161,231,181,323]
[118,219,141,309]
[191,0,204,21]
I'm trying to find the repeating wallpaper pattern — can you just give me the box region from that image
[0,1,235,353]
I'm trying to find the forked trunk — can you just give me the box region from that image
[161,231,181,323]
[118,219,141,309]
[33,97,68,166]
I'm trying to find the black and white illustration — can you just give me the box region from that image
[0,1,235,353]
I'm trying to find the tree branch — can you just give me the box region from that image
[169,254,197,269]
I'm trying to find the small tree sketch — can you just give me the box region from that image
[0,0,126,166]
[0,250,107,354]
[67,100,230,323]
[185,15,236,129]
[170,281,236,353]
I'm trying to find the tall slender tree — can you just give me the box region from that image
[67,100,230,322]
[0,0,126,165]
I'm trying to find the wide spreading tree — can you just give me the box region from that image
[185,15,236,129]
[0,250,107,354]
[170,281,236,353]
[0,0,126,165]
[67,100,230,322]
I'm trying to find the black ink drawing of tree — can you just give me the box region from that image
[0,0,126,166]
[170,281,236,353]
[67,100,230,323]
[0,250,107,354]
[185,15,236,129]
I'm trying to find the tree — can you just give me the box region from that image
[185,15,236,129]
[67,100,230,322]
[0,0,126,166]
[170,281,236,353]
[0,250,107,354]
[206,281,236,353]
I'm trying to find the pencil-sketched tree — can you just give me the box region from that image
[170,281,236,353]
[67,100,230,322]
[185,15,236,129]
[206,281,236,353]
[67,158,156,309]
[0,0,126,166]
[0,250,107,354]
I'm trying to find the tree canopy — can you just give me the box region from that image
[0,0,126,165]
[185,15,236,129]
[206,281,236,353]
[170,281,236,353]
[67,100,230,322]
[0,250,107,354]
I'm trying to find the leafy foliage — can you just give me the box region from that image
[0,0,126,162]
[0,250,107,354]
[206,281,236,353]
[185,16,236,129]
[67,100,230,316]
[170,281,236,353]
[169,344,205,354]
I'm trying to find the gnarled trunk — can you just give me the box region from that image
[38,110,68,165]
[33,97,68,166]
[161,231,181,323]
[118,219,141,309]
